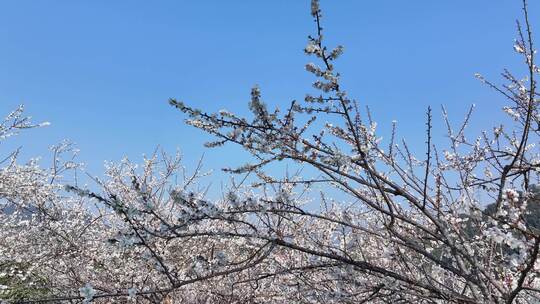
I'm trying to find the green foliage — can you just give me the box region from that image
[0,261,51,302]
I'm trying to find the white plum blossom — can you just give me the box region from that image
[79,283,96,303]
[2,1,540,303]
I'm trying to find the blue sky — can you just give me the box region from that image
[1,1,538,192]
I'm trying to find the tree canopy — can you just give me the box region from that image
[1,0,539,303]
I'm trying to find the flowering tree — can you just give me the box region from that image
[165,0,540,302]
[0,108,230,303]
[0,109,110,302]
[2,0,540,303]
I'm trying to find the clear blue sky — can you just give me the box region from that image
[1,1,538,191]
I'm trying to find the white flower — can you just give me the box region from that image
[513,43,525,54]
[128,287,137,300]
[305,42,320,55]
[329,45,344,59]
[311,0,320,17]
[503,107,520,120]
[215,251,228,266]
[79,283,96,303]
